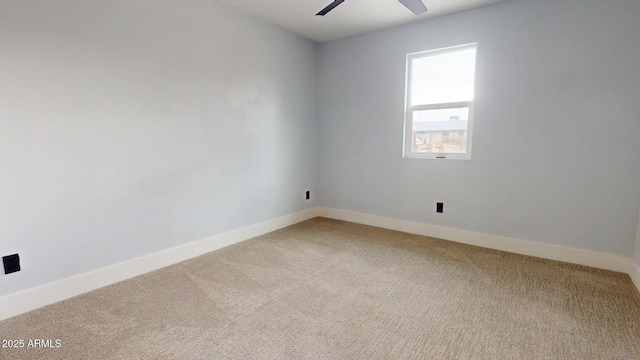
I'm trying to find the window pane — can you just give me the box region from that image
[410,47,476,106]
[411,108,468,154]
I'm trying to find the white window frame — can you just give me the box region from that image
[403,43,477,160]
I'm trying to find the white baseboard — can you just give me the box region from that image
[318,208,631,274]
[630,262,640,294]
[0,208,319,321]
[2,207,636,321]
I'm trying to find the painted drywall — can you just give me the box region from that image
[0,0,317,297]
[317,0,640,256]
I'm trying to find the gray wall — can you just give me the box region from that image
[317,0,640,256]
[0,0,317,297]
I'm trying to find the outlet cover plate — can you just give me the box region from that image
[3,254,20,274]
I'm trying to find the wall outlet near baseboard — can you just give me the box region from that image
[436,203,444,213]
[3,254,21,274]
[306,191,310,200]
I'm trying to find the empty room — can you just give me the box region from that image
[1,0,639,358]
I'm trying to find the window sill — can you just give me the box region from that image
[403,153,471,160]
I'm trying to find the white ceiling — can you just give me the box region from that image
[219,0,504,43]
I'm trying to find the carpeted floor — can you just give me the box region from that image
[1,217,639,359]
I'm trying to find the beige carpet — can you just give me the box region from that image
[1,217,639,359]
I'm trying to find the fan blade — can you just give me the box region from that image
[316,0,345,16]
[398,0,427,15]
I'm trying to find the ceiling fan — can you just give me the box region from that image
[316,0,428,16]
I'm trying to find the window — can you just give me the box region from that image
[403,43,477,159]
